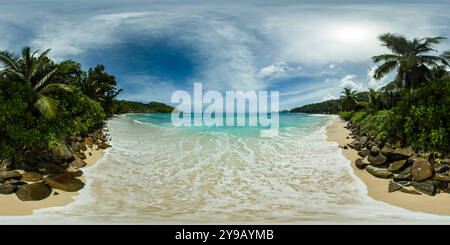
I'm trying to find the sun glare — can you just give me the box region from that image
[330,25,373,44]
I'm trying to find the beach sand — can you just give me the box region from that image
[0,147,104,216]
[326,117,450,216]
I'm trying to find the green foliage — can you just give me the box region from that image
[290,99,342,114]
[113,100,175,114]
[382,76,449,152]
[0,76,104,159]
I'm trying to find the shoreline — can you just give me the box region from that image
[326,116,450,216]
[0,147,104,216]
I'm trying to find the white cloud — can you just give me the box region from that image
[367,65,391,90]
[339,74,365,92]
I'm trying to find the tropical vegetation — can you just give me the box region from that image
[0,46,173,159]
[292,33,450,153]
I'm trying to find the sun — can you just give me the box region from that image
[330,25,374,44]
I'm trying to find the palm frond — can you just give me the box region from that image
[0,50,20,71]
[40,83,73,94]
[372,54,401,63]
[34,67,57,90]
[373,61,398,79]
[378,33,410,54]
[34,95,58,119]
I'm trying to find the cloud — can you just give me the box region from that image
[339,74,365,92]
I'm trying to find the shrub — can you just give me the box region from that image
[382,77,449,153]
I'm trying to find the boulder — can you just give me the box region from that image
[69,170,83,177]
[433,174,450,183]
[368,154,387,166]
[69,157,87,169]
[99,142,112,149]
[70,141,80,153]
[0,183,17,194]
[25,151,40,165]
[388,180,402,193]
[387,159,408,172]
[44,173,85,192]
[366,165,393,179]
[393,167,411,181]
[35,162,66,175]
[75,136,83,142]
[21,172,43,182]
[0,170,22,180]
[381,145,396,159]
[355,158,370,169]
[51,145,74,164]
[84,137,93,146]
[15,182,52,201]
[411,159,434,181]
[393,147,413,158]
[435,165,449,174]
[411,180,435,196]
[399,187,422,195]
[77,142,87,152]
[369,146,380,156]
[12,160,34,172]
[359,136,368,147]
[76,152,87,160]
[7,179,27,185]
[357,149,370,158]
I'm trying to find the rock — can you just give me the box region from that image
[76,152,87,160]
[349,140,359,149]
[84,137,93,146]
[388,159,408,172]
[69,157,87,169]
[433,174,450,183]
[399,187,422,195]
[359,136,368,147]
[396,180,410,186]
[369,146,380,156]
[70,141,80,152]
[21,172,43,182]
[0,183,17,194]
[15,182,52,201]
[53,191,59,195]
[435,165,449,174]
[51,145,74,164]
[411,159,434,181]
[357,149,370,158]
[355,158,370,169]
[25,151,39,165]
[44,173,85,192]
[388,180,402,193]
[368,154,387,166]
[7,179,27,185]
[99,142,112,149]
[0,157,14,170]
[411,180,435,196]
[393,167,411,181]
[0,170,22,180]
[69,170,83,177]
[381,145,399,160]
[78,142,87,152]
[76,136,83,142]
[366,165,393,179]
[35,162,66,175]
[12,160,34,172]
[393,147,413,158]
[343,146,348,150]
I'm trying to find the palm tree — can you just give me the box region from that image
[340,88,358,111]
[358,89,383,112]
[0,47,72,118]
[372,33,449,89]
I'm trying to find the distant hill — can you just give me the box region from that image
[290,92,369,114]
[115,100,175,114]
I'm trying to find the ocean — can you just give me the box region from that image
[5,113,450,224]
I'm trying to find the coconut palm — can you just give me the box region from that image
[358,89,383,112]
[340,88,358,111]
[0,47,72,118]
[372,33,449,89]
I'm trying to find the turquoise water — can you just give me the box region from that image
[24,113,450,224]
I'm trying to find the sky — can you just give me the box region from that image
[1,0,449,110]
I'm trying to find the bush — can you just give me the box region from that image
[382,77,449,153]
[0,79,105,159]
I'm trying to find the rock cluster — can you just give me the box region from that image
[0,127,111,201]
[344,121,450,196]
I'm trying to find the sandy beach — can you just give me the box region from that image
[326,116,450,216]
[0,147,104,216]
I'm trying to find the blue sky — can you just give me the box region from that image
[1,0,449,110]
